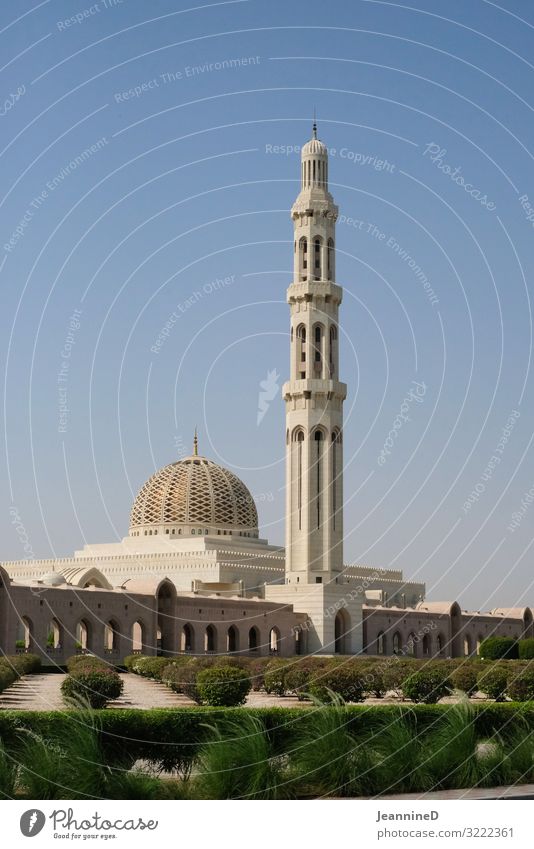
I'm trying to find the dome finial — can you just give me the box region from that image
[193,427,198,456]
[312,106,317,139]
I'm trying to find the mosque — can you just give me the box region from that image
[1,128,531,666]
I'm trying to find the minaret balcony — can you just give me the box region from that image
[283,378,347,402]
[287,280,343,304]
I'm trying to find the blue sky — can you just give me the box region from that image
[1,0,534,610]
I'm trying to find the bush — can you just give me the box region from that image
[477,666,508,701]
[0,666,17,693]
[66,654,109,673]
[128,656,171,680]
[1,654,41,676]
[284,666,313,700]
[519,639,534,660]
[401,669,450,704]
[450,665,479,697]
[382,659,420,698]
[308,663,365,703]
[196,666,252,707]
[264,660,291,696]
[479,637,518,660]
[507,668,534,702]
[61,665,123,709]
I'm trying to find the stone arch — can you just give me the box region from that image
[248,626,260,652]
[436,633,445,656]
[17,616,34,652]
[131,620,145,653]
[104,619,120,654]
[47,618,63,652]
[76,619,92,652]
[156,579,177,656]
[392,631,402,655]
[205,624,217,653]
[269,626,281,655]
[407,632,417,657]
[376,631,385,655]
[181,623,194,652]
[422,633,431,656]
[227,625,239,653]
[463,634,472,657]
[334,608,351,654]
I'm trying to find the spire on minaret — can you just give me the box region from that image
[193,427,198,456]
[312,107,317,139]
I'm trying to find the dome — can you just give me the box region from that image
[302,137,327,157]
[41,571,66,587]
[129,454,259,539]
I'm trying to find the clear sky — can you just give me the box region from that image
[1,0,533,611]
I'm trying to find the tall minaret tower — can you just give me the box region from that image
[266,126,361,655]
[284,123,347,584]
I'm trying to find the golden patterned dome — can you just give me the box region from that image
[129,452,259,539]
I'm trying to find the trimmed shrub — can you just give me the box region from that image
[308,664,365,703]
[479,637,518,660]
[519,639,534,660]
[477,666,508,701]
[382,659,420,698]
[507,668,534,702]
[1,654,41,676]
[61,665,123,709]
[284,666,313,700]
[66,654,109,673]
[401,669,450,704]
[450,665,479,697]
[128,656,171,680]
[196,666,251,707]
[0,666,17,693]
[264,660,291,696]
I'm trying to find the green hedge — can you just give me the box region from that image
[0,702,532,774]
[479,637,519,660]
[0,654,41,693]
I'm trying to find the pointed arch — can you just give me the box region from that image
[227,625,239,653]
[269,626,281,655]
[248,626,260,652]
[205,624,217,653]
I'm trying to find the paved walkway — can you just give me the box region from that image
[0,673,65,710]
[0,673,193,711]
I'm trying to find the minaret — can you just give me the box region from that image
[265,126,361,656]
[284,124,347,583]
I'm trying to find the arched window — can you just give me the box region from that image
[422,633,431,656]
[131,621,144,653]
[392,632,402,655]
[296,430,305,530]
[248,626,259,652]
[463,634,472,657]
[181,624,194,652]
[437,633,444,655]
[313,324,323,375]
[327,238,335,279]
[329,325,337,377]
[269,627,281,655]
[76,619,91,653]
[313,236,322,280]
[407,633,417,657]
[314,430,324,529]
[299,237,308,281]
[104,620,120,654]
[16,617,33,652]
[332,429,341,530]
[296,324,306,379]
[46,618,62,652]
[377,631,385,655]
[205,625,216,653]
[334,609,350,654]
[477,635,483,656]
[227,625,238,653]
